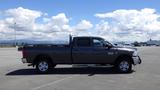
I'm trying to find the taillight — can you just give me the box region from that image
[22,49,26,58]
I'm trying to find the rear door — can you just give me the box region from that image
[72,37,93,63]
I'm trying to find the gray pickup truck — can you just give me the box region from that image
[21,36,141,73]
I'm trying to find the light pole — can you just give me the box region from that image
[14,22,16,46]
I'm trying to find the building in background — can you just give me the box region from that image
[146,39,160,46]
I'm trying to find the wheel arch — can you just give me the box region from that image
[33,54,53,66]
[114,54,133,65]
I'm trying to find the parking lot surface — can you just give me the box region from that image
[0,47,160,90]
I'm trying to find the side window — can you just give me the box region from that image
[76,38,91,47]
[93,39,104,47]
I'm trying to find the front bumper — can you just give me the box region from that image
[21,58,27,63]
[132,56,142,65]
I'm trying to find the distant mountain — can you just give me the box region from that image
[0,39,69,45]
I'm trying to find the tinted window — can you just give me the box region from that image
[76,38,91,47]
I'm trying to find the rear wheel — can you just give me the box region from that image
[36,58,51,73]
[115,57,132,73]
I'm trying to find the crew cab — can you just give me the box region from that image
[21,36,141,73]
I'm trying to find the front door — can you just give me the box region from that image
[90,38,116,63]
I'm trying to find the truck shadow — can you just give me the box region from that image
[6,67,134,76]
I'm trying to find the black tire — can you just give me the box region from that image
[52,64,57,68]
[115,57,132,73]
[36,58,51,73]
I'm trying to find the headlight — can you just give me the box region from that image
[132,51,138,56]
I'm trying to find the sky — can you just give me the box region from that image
[0,0,160,42]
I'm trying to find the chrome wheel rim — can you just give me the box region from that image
[119,61,129,72]
[38,61,49,72]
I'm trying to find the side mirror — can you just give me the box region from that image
[114,44,118,46]
[105,44,112,49]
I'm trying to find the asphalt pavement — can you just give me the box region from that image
[0,47,160,90]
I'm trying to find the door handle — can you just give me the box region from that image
[74,49,79,51]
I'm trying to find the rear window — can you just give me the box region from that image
[76,38,91,47]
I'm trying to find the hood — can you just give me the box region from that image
[113,46,137,52]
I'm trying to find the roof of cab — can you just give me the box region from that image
[73,36,103,39]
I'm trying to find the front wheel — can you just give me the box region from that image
[115,58,132,73]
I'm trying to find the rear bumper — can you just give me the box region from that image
[21,58,27,63]
[132,56,142,65]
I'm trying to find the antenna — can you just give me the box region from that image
[69,34,72,45]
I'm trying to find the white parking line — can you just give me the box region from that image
[31,76,76,90]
